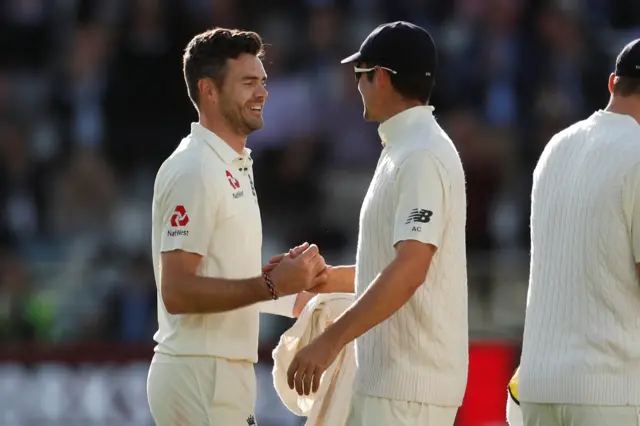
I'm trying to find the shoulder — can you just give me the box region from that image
[391,148,451,190]
[395,148,443,171]
[392,131,457,179]
[154,138,219,196]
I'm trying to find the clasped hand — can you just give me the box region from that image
[262,242,331,296]
[263,243,343,396]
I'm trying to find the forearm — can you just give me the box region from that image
[328,265,356,293]
[324,258,424,347]
[162,274,273,314]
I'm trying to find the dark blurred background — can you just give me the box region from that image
[0,0,638,424]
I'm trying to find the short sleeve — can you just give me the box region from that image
[392,150,448,249]
[622,162,640,262]
[158,167,217,256]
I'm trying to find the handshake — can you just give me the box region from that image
[262,242,333,298]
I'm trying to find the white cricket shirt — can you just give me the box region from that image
[151,123,294,362]
[519,110,640,405]
[353,106,469,406]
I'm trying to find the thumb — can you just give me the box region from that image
[269,253,286,264]
[263,263,276,273]
[298,244,319,260]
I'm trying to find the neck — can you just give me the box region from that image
[605,96,640,125]
[199,113,247,154]
[378,99,424,123]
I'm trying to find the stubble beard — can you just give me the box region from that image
[220,99,262,137]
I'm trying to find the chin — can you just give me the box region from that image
[245,119,264,134]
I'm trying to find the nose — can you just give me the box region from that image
[256,84,268,100]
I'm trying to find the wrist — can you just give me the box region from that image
[252,275,276,301]
[331,265,355,293]
[323,318,350,349]
[261,272,279,300]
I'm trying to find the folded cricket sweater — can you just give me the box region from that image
[272,293,356,426]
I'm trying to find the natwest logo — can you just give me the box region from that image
[226,170,240,189]
[170,205,189,227]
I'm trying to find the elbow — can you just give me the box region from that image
[406,277,426,296]
[161,279,185,315]
[405,267,429,294]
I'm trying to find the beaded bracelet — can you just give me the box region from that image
[262,272,279,300]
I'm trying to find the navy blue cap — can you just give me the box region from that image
[341,21,437,78]
[615,38,640,78]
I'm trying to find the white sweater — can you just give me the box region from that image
[354,106,468,406]
[272,293,356,426]
[519,110,640,405]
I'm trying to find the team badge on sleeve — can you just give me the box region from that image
[404,208,433,232]
[170,205,189,227]
[405,208,433,224]
[168,205,189,236]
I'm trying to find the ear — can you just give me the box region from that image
[608,73,616,95]
[198,78,219,105]
[374,66,392,89]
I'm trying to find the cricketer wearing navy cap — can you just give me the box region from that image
[283,20,468,426]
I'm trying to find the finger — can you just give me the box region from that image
[311,256,327,275]
[312,368,322,393]
[303,368,315,396]
[269,253,286,264]
[290,242,309,258]
[297,365,313,396]
[287,359,299,390]
[295,370,305,396]
[299,244,319,260]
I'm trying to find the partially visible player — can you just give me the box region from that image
[518,39,640,426]
[146,27,328,426]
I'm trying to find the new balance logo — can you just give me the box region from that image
[246,414,256,425]
[405,208,433,224]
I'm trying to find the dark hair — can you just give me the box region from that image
[613,76,640,97]
[183,27,265,108]
[365,67,434,104]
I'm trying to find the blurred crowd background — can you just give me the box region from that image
[1,0,640,424]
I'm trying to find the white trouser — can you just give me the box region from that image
[506,392,524,426]
[147,353,257,426]
[345,391,458,426]
[521,402,640,426]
